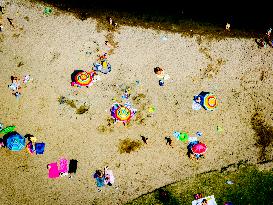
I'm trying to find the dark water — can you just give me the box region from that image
[41,0,272,36]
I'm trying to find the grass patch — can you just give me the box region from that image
[118,138,142,154]
[76,104,89,114]
[126,165,273,205]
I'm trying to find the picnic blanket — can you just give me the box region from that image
[192,195,217,205]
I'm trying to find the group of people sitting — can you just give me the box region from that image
[187,140,205,160]
[93,166,115,192]
[255,28,273,48]
[93,45,112,75]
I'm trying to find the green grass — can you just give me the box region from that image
[126,165,273,205]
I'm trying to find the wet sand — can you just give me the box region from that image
[0,1,273,204]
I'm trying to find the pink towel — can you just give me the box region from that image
[58,158,68,173]
[48,162,59,178]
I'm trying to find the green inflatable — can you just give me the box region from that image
[179,132,189,142]
[0,126,16,134]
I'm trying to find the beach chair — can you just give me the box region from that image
[35,142,45,155]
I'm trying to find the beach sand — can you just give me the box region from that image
[0,1,273,204]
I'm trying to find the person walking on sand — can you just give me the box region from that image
[165,136,174,148]
[141,136,148,144]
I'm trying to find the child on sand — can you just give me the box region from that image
[154,67,170,86]
[8,76,22,98]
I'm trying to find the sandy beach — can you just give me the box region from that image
[0,0,273,204]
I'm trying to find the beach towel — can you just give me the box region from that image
[48,162,59,178]
[59,158,68,174]
[35,142,45,155]
[68,159,78,174]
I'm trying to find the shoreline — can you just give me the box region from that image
[37,0,272,39]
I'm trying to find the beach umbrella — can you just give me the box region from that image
[0,125,16,134]
[110,103,136,123]
[191,142,207,154]
[4,131,25,151]
[71,70,94,87]
[198,91,218,111]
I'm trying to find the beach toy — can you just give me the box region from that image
[4,131,25,151]
[110,102,136,124]
[44,7,52,15]
[0,125,16,134]
[48,162,59,178]
[35,142,45,155]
